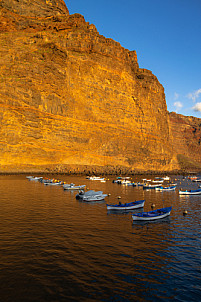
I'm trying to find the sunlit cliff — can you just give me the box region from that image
[0,0,200,173]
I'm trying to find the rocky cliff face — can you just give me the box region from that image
[0,0,179,173]
[169,112,201,170]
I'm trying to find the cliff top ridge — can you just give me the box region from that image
[0,0,69,17]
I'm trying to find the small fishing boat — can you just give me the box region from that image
[179,189,201,195]
[155,186,176,192]
[63,183,86,190]
[44,181,62,186]
[106,200,145,210]
[82,194,108,202]
[132,207,172,221]
[89,176,105,181]
[143,184,162,190]
[76,190,103,200]
[28,176,43,181]
[152,179,164,183]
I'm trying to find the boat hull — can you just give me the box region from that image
[179,190,201,195]
[132,207,172,221]
[83,194,107,202]
[63,185,86,190]
[106,200,145,210]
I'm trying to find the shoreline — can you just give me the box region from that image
[0,170,200,176]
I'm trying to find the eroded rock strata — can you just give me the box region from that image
[0,0,197,173]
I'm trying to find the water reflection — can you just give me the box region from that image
[0,174,200,302]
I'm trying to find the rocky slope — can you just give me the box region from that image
[0,0,189,173]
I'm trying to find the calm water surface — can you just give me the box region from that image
[0,175,200,302]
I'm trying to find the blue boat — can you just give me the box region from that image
[179,188,201,195]
[132,206,172,221]
[156,185,176,191]
[106,200,145,210]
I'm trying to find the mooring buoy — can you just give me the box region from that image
[183,210,188,216]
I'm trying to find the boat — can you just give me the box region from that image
[88,176,105,181]
[121,179,132,185]
[162,176,170,181]
[82,193,108,202]
[106,200,145,210]
[155,186,176,191]
[179,189,201,195]
[143,184,162,190]
[28,176,43,181]
[188,176,198,180]
[76,190,103,200]
[44,181,62,186]
[192,178,201,182]
[132,207,172,221]
[63,183,86,190]
[152,179,164,183]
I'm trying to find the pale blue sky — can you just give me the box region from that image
[66,0,201,118]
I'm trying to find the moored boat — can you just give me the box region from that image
[106,200,145,210]
[155,186,176,192]
[44,181,62,186]
[179,189,201,195]
[82,194,108,202]
[88,176,105,181]
[28,176,43,181]
[132,207,172,221]
[63,183,86,190]
[76,190,103,200]
[143,184,162,190]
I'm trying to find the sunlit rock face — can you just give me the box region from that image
[0,0,69,17]
[0,0,180,173]
[169,112,201,170]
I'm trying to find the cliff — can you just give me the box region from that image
[0,0,186,173]
[169,112,201,171]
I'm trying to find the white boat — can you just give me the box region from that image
[89,176,105,181]
[28,176,43,181]
[179,189,201,195]
[132,207,172,221]
[63,183,86,190]
[152,179,164,183]
[76,190,103,200]
[143,184,162,189]
[121,180,132,185]
[82,194,108,202]
[162,176,170,181]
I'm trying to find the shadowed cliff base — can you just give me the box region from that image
[0,163,200,175]
[177,154,201,172]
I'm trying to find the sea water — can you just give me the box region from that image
[0,175,200,301]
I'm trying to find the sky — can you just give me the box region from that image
[65,0,201,118]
